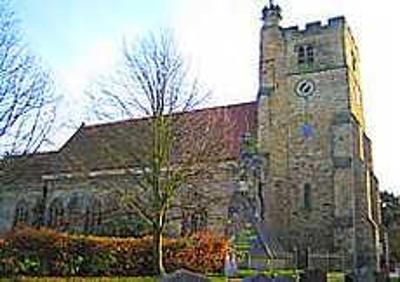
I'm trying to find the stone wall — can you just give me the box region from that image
[257,4,381,273]
[0,160,240,237]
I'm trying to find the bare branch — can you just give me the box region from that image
[0,0,56,157]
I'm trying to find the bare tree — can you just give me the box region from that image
[88,32,232,275]
[0,0,55,157]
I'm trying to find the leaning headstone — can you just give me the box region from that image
[300,269,327,282]
[161,269,210,282]
[224,252,238,277]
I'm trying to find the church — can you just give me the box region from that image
[0,1,382,274]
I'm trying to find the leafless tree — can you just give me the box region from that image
[87,31,232,276]
[0,0,55,157]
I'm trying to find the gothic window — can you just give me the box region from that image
[83,197,103,232]
[304,183,312,210]
[181,208,208,236]
[306,45,314,64]
[48,198,65,228]
[84,207,90,232]
[297,45,314,66]
[14,200,29,226]
[90,198,103,227]
[228,206,240,218]
[181,211,190,236]
[190,208,207,233]
[66,191,93,231]
[67,194,81,223]
[298,46,305,65]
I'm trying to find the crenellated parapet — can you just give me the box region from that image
[282,16,345,37]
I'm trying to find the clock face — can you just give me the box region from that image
[295,79,315,98]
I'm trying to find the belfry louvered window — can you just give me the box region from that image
[304,183,312,210]
[297,45,314,66]
[306,45,314,64]
[298,46,305,65]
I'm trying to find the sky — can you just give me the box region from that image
[15,0,400,193]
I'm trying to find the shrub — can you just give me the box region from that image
[172,232,229,273]
[0,227,228,277]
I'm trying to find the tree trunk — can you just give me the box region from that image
[153,228,165,276]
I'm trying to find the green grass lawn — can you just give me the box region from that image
[0,279,157,282]
[327,272,345,282]
[0,271,346,282]
[0,278,225,282]
[0,277,227,282]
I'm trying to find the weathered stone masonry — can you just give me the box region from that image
[258,3,381,273]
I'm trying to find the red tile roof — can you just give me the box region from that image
[2,101,258,178]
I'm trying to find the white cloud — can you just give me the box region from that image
[172,0,260,106]
[60,40,119,100]
[49,40,121,147]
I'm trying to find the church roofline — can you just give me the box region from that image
[82,100,257,131]
[48,100,258,171]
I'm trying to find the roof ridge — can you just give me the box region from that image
[83,100,257,130]
[4,150,60,160]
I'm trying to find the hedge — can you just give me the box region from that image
[0,227,229,277]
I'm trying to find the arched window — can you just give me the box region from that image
[190,208,208,233]
[90,198,103,228]
[14,200,29,226]
[306,45,314,64]
[298,45,315,66]
[304,183,312,210]
[83,197,103,232]
[48,198,65,228]
[181,208,208,236]
[67,193,82,219]
[94,198,102,226]
[298,46,305,65]
[67,192,90,231]
[181,211,190,236]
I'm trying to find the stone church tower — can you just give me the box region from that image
[257,1,381,272]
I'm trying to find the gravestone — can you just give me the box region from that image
[344,274,354,282]
[161,269,210,282]
[375,272,387,282]
[243,274,272,282]
[300,269,327,282]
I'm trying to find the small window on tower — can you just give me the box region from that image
[304,183,312,210]
[306,45,314,64]
[298,46,305,65]
[297,44,315,66]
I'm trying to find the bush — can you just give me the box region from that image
[0,227,228,277]
[173,232,228,273]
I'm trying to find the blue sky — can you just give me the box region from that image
[13,0,400,192]
[19,0,176,67]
